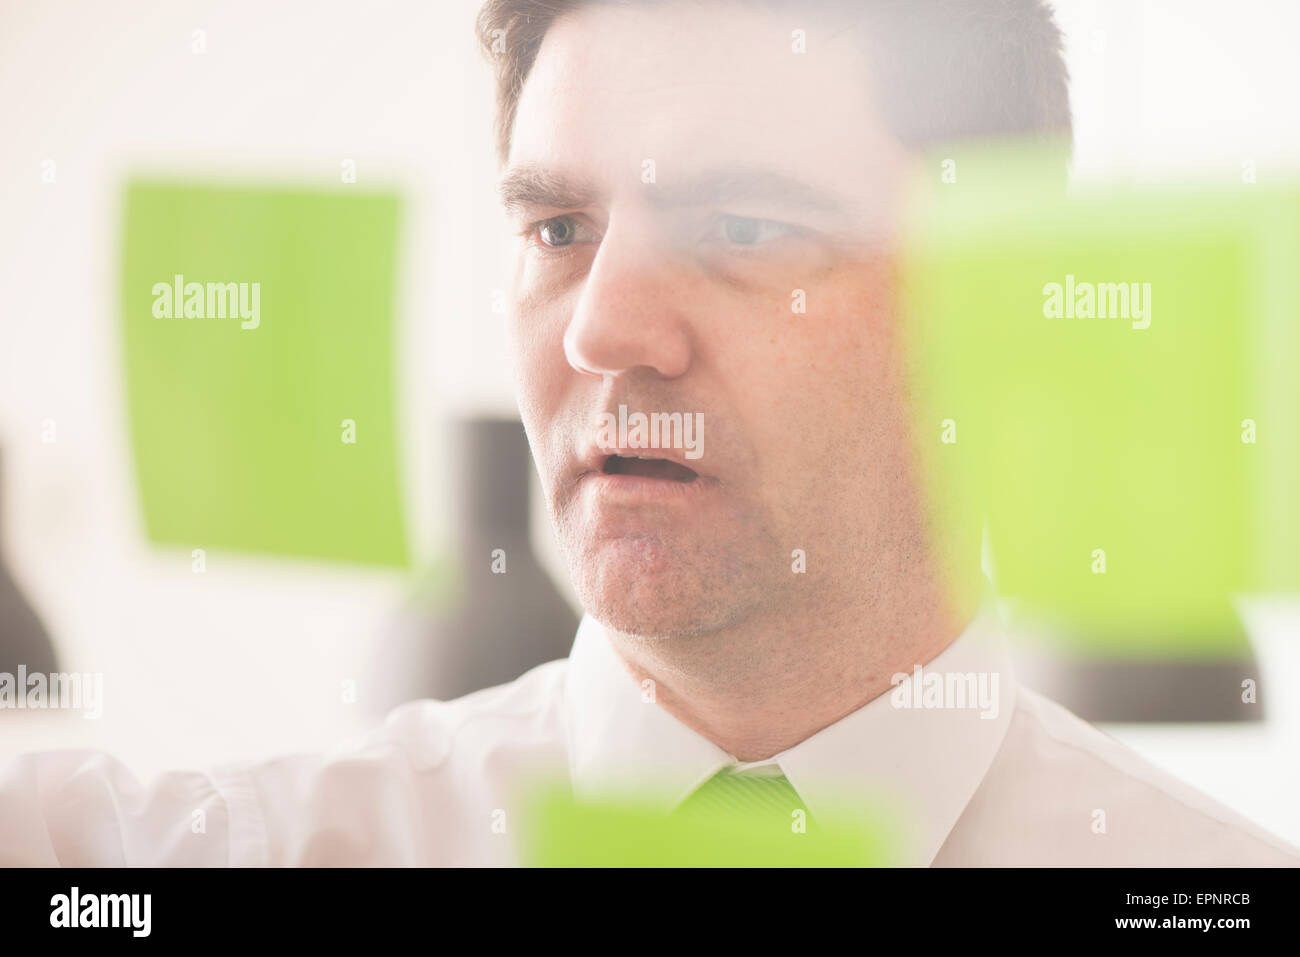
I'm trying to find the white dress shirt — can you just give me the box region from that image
[2,607,1296,866]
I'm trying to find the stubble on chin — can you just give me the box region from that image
[553,502,778,641]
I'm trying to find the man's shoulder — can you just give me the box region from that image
[363,656,572,770]
[201,659,573,865]
[937,684,1300,866]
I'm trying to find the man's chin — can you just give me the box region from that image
[566,538,761,640]
[582,599,742,641]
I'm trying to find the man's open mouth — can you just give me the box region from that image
[602,454,699,483]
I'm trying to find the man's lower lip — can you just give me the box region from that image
[581,472,717,501]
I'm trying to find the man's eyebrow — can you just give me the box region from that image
[643,167,850,213]
[498,164,851,215]
[498,166,600,215]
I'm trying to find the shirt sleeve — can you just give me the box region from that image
[0,749,258,866]
[0,737,432,866]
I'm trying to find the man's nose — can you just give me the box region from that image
[562,228,694,381]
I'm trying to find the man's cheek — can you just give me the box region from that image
[510,344,560,457]
[512,305,570,381]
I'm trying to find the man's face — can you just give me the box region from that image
[503,2,922,639]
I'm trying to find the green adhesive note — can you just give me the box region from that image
[900,142,1300,656]
[120,180,409,567]
[520,780,902,867]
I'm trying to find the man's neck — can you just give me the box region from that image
[602,585,977,762]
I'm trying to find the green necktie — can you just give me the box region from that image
[674,768,814,830]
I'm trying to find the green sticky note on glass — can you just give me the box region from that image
[520,781,901,867]
[120,180,408,567]
[899,142,1300,653]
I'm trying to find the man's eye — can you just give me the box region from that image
[715,215,792,246]
[532,216,594,248]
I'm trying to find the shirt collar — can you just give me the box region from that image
[563,602,1016,865]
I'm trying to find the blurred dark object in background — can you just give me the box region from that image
[1010,607,1263,723]
[369,417,578,710]
[0,445,58,675]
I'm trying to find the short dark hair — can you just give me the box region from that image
[476,0,1073,165]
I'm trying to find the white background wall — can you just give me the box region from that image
[0,0,1297,846]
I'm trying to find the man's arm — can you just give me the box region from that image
[0,709,468,867]
[0,750,244,866]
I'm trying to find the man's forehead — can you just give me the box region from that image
[505,1,899,203]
